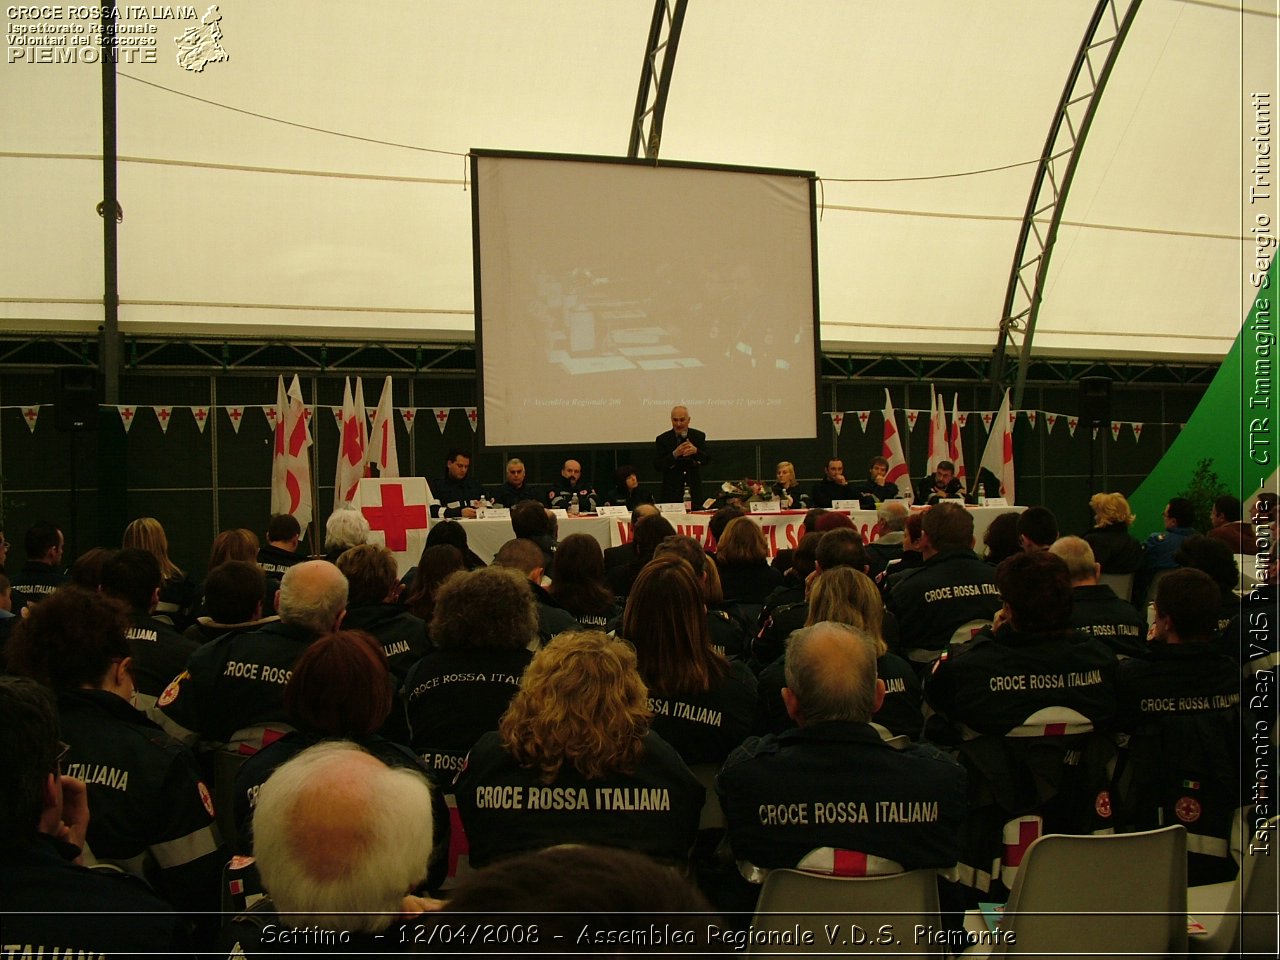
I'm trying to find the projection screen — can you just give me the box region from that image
[471,151,819,448]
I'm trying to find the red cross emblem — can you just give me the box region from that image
[156,408,171,422]
[120,407,134,421]
[266,406,277,422]
[194,408,208,422]
[402,409,415,422]
[361,484,428,552]
[23,408,37,423]
[229,408,243,421]
[1003,818,1041,868]
[435,409,449,425]
[467,409,478,424]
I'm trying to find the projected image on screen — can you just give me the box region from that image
[472,152,819,447]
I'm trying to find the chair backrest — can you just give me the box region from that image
[1239,813,1279,955]
[1006,706,1095,738]
[948,618,991,648]
[688,763,727,830]
[994,825,1187,958]
[1096,572,1134,602]
[750,868,945,955]
[212,748,250,852]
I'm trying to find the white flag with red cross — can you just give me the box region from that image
[829,411,845,436]
[977,388,1015,504]
[22,406,39,433]
[368,376,400,478]
[881,390,911,497]
[192,406,210,434]
[432,408,450,433]
[1045,413,1058,435]
[355,477,432,578]
[334,377,368,506]
[153,406,173,434]
[466,407,479,432]
[271,375,314,528]
[118,405,136,433]
[948,393,967,489]
[399,408,416,431]
[225,406,245,434]
[856,410,870,433]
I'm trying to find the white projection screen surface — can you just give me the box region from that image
[472,152,819,448]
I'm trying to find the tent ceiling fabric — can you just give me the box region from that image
[1,0,1273,362]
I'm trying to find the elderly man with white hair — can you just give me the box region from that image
[157,560,348,752]
[222,741,437,952]
[1049,536,1147,659]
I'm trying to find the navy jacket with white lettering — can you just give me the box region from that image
[126,609,199,704]
[57,688,225,915]
[716,721,966,871]
[454,729,703,869]
[924,625,1119,738]
[887,549,1002,653]
[1069,583,1148,659]
[342,603,428,682]
[157,619,316,747]
[403,646,533,775]
[644,659,758,765]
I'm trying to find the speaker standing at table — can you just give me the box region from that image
[654,405,710,506]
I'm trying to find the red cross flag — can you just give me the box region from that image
[355,477,432,577]
[334,377,368,506]
[881,390,911,496]
[225,406,245,434]
[368,376,400,478]
[154,406,173,434]
[192,406,210,434]
[22,406,39,433]
[1132,422,1144,442]
[1045,412,1058,435]
[270,375,314,528]
[926,386,945,476]
[466,407,478,432]
[399,407,416,430]
[118,406,136,434]
[1110,420,1122,442]
[433,408,450,434]
[829,411,845,436]
[948,393,967,490]
[856,410,870,433]
[977,388,1015,504]
[1067,416,1078,438]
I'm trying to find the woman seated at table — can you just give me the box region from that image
[453,631,703,869]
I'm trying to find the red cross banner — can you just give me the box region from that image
[976,388,1015,505]
[355,477,432,577]
[331,406,344,431]
[1045,412,1058,435]
[154,406,173,434]
[905,408,920,433]
[1026,410,1037,430]
[225,406,245,434]
[1132,422,1144,442]
[880,390,911,494]
[399,407,416,430]
[263,405,279,431]
[1067,416,1078,438]
[117,405,136,434]
[271,375,314,528]
[433,408,450,434]
[1110,420,1122,442]
[856,410,870,433]
[368,376,400,478]
[466,407,478,432]
[192,406,210,434]
[22,406,39,433]
[829,411,844,436]
[334,377,368,507]
[948,393,967,489]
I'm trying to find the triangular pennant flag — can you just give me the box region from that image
[22,406,39,433]
[192,406,210,434]
[1067,416,1079,438]
[829,411,845,436]
[1026,410,1037,430]
[432,408,450,433]
[857,410,871,433]
[117,405,136,434]
[981,411,994,432]
[153,406,173,434]
[1132,422,1144,442]
[957,411,969,429]
[225,406,245,434]
[465,407,479,432]
[1045,413,1058,435]
[926,387,944,476]
[263,404,279,430]
[399,408,416,430]
[332,406,344,430]
[905,409,920,432]
[1110,421,1122,442]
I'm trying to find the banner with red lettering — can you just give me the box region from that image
[355,477,432,577]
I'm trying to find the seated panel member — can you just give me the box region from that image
[772,461,810,510]
[852,455,901,507]
[915,460,965,505]
[431,448,485,519]
[490,457,545,509]
[453,631,704,869]
[718,622,965,871]
[548,458,598,513]
[602,464,655,512]
[810,458,853,509]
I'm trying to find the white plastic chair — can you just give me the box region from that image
[963,825,1187,958]
[1188,811,1279,957]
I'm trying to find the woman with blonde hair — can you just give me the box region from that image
[620,555,756,763]
[453,630,703,869]
[1083,492,1144,574]
[759,566,923,739]
[122,516,197,626]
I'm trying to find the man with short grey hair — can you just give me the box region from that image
[157,560,348,751]
[867,500,910,577]
[1050,536,1146,658]
[492,457,544,508]
[717,621,966,873]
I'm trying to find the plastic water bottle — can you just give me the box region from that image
[977,490,987,507]
[569,492,580,516]
[682,482,692,511]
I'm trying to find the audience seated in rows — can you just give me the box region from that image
[336,543,428,681]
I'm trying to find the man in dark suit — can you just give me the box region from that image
[654,405,710,506]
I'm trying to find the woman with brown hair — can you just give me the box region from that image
[453,630,703,868]
[619,555,756,764]
[401,543,466,633]
[232,628,448,889]
[713,516,783,608]
[122,517,197,627]
[547,533,620,629]
[758,566,924,740]
[197,528,277,621]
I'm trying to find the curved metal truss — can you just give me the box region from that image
[990,0,1145,407]
[628,0,688,160]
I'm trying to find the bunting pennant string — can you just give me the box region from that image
[117,405,136,434]
[399,408,416,430]
[433,408,450,433]
[154,406,173,434]
[22,406,39,433]
[829,411,845,436]
[192,406,210,434]
[1045,413,1058,435]
[465,407,479,432]
[856,410,870,433]
[226,406,245,434]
